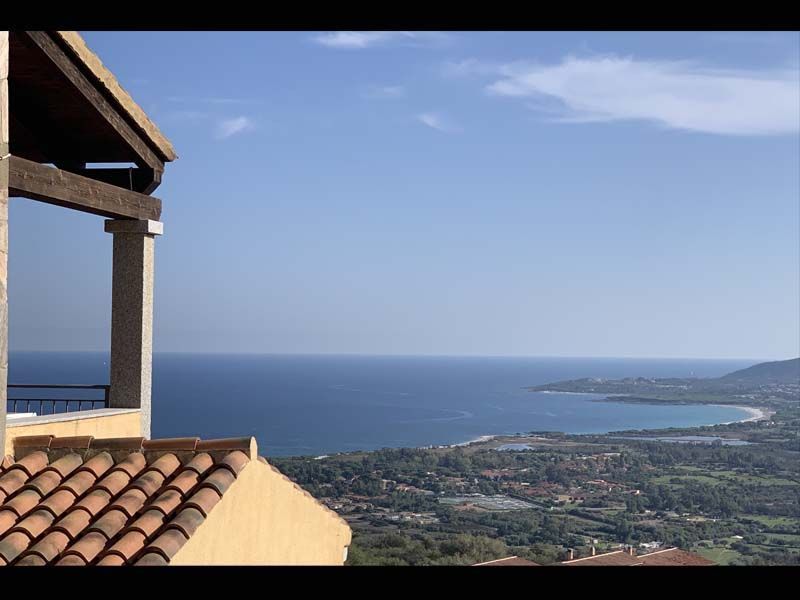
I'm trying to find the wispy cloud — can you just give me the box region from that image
[312,31,451,49]
[458,54,800,136]
[215,116,256,139]
[416,112,461,133]
[363,84,406,99]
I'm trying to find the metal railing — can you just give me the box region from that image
[6,384,110,416]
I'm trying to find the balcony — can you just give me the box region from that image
[4,383,141,456]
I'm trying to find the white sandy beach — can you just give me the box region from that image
[715,405,773,425]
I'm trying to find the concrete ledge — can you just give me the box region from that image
[104,219,163,235]
[5,407,140,426]
[5,408,143,456]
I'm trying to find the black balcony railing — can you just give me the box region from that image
[6,384,110,416]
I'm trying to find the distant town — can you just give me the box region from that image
[273,358,800,565]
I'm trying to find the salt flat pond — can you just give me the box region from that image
[610,435,751,446]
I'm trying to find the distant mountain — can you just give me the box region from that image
[719,358,800,385]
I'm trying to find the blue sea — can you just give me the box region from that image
[8,353,756,457]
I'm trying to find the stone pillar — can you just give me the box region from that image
[0,32,9,456]
[105,219,162,439]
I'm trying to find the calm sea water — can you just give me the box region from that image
[8,353,755,457]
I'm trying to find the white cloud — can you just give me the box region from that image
[215,116,255,139]
[416,112,460,133]
[364,84,406,99]
[312,31,451,49]
[469,55,800,136]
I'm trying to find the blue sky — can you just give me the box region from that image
[8,31,800,359]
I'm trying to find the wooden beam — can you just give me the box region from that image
[67,166,162,194]
[21,32,164,184]
[8,155,161,220]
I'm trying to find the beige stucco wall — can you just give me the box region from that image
[172,457,352,566]
[4,409,141,456]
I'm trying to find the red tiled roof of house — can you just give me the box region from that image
[561,548,715,566]
[0,434,254,566]
[637,548,716,566]
[562,550,642,566]
[474,556,540,566]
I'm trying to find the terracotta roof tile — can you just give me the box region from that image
[14,451,50,477]
[142,438,199,451]
[184,453,213,475]
[103,530,147,561]
[126,509,166,538]
[145,453,181,478]
[15,554,47,566]
[130,470,166,497]
[109,488,148,518]
[143,528,188,561]
[11,510,54,538]
[77,452,114,478]
[0,435,254,566]
[12,436,53,459]
[51,509,92,540]
[43,453,84,478]
[196,437,252,452]
[56,470,97,498]
[73,489,112,517]
[562,550,641,566]
[149,489,183,516]
[164,507,205,538]
[0,531,31,562]
[56,554,88,566]
[638,548,716,566]
[559,548,712,566]
[92,469,132,496]
[164,470,200,496]
[86,508,129,539]
[135,552,169,566]
[183,487,221,517]
[61,531,108,563]
[24,470,63,496]
[96,553,126,566]
[199,468,236,496]
[4,489,42,517]
[0,469,28,498]
[50,436,94,451]
[218,451,249,476]
[25,531,71,562]
[0,512,17,537]
[90,437,144,451]
[108,453,146,478]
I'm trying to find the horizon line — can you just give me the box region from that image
[7,349,785,363]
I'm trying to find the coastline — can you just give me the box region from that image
[450,435,497,448]
[445,404,772,451]
[713,404,772,425]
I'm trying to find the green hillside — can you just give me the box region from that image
[719,358,800,385]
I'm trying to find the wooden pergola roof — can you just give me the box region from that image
[5,31,176,220]
[52,32,176,163]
